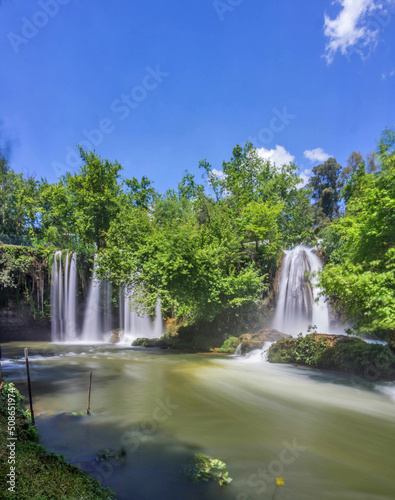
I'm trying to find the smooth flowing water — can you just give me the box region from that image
[51,251,78,342]
[2,342,395,500]
[272,245,331,336]
[120,287,164,342]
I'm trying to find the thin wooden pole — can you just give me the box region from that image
[87,371,93,415]
[24,348,35,425]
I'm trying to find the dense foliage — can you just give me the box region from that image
[268,335,395,379]
[319,129,395,339]
[1,130,394,341]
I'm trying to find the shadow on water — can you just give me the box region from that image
[2,341,395,500]
[36,413,235,500]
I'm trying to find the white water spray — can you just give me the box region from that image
[120,287,164,342]
[272,245,330,336]
[51,251,78,342]
[81,258,102,342]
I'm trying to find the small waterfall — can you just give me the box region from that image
[66,253,78,339]
[103,279,112,336]
[51,251,78,342]
[80,257,113,342]
[272,245,330,336]
[81,258,102,342]
[121,286,164,342]
[234,344,242,356]
[51,251,63,342]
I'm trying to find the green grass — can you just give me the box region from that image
[0,380,116,500]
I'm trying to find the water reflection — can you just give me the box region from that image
[2,342,395,500]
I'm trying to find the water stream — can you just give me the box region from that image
[2,342,395,500]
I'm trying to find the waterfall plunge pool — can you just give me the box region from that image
[2,341,395,500]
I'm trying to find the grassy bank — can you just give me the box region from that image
[268,334,395,380]
[0,380,115,500]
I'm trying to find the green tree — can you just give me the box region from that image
[308,158,343,226]
[320,129,395,338]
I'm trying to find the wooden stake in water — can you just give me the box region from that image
[87,371,93,415]
[0,344,3,385]
[24,348,35,425]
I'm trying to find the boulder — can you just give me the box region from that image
[239,328,290,354]
[132,338,168,349]
[109,330,122,343]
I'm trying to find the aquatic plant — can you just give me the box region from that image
[184,453,232,486]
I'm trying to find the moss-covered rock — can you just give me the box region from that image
[108,329,122,343]
[132,338,168,348]
[217,337,240,353]
[239,329,290,354]
[268,334,395,380]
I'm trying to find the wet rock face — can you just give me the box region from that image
[0,299,51,341]
[109,330,122,343]
[132,338,168,349]
[239,329,290,354]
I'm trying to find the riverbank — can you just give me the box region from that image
[0,380,115,500]
[268,334,395,381]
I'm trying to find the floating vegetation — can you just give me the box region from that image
[184,453,232,486]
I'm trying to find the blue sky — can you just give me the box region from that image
[0,0,394,191]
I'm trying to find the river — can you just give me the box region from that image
[2,341,395,500]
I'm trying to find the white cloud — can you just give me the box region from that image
[304,147,332,163]
[382,69,395,79]
[299,169,312,188]
[256,145,295,168]
[323,0,386,63]
[211,168,226,179]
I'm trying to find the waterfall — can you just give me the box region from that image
[81,258,102,342]
[121,286,164,342]
[272,245,330,336]
[103,279,112,336]
[80,257,113,342]
[51,251,62,342]
[66,253,78,339]
[51,252,166,344]
[51,251,78,342]
[234,344,242,356]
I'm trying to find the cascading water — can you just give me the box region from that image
[81,258,102,342]
[272,245,330,336]
[103,279,112,337]
[51,251,78,342]
[66,253,78,339]
[51,253,164,343]
[120,286,164,342]
[234,344,242,356]
[51,251,63,342]
[80,256,113,343]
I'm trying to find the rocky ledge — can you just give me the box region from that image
[268,334,395,381]
[132,338,168,349]
[238,329,291,355]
